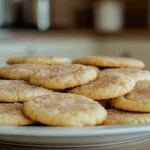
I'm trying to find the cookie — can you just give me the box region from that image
[0,64,50,81]
[0,80,52,102]
[102,68,150,81]
[73,56,145,68]
[87,66,100,74]
[103,109,150,125]
[29,64,98,90]
[110,80,150,112]
[7,56,72,65]
[68,72,136,100]
[23,93,107,126]
[0,103,35,126]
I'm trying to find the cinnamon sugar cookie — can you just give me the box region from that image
[7,56,71,65]
[30,64,98,90]
[102,68,150,81]
[73,56,145,68]
[0,64,50,81]
[0,103,35,126]
[110,80,150,112]
[0,80,52,102]
[103,109,150,125]
[68,72,136,100]
[23,93,107,126]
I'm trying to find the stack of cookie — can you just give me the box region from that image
[0,56,106,127]
[0,55,149,126]
[72,56,150,125]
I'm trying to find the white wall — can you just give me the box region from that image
[0,36,150,69]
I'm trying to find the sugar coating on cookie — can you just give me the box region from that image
[0,80,53,102]
[110,80,150,112]
[0,64,50,81]
[0,103,35,126]
[7,56,72,65]
[103,109,150,125]
[23,93,107,126]
[29,64,98,90]
[73,56,145,68]
[87,66,100,74]
[102,68,150,81]
[68,72,136,100]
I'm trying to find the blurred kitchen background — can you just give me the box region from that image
[0,0,150,68]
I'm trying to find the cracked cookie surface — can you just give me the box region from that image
[29,64,98,90]
[0,64,50,81]
[0,103,35,126]
[68,72,136,100]
[0,80,52,102]
[110,80,150,112]
[23,92,107,126]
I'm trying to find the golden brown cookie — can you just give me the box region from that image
[7,56,72,65]
[0,64,50,81]
[103,109,150,125]
[73,56,145,68]
[29,64,98,90]
[0,80,52,102]
[110,80,150,112]
[102,68,150,81]
[23,92,107,126]
[0,103,35,126]
[68,72,136,100]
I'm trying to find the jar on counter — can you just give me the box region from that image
[23,0,51,31]
[94,0,124,32]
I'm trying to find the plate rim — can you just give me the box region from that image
[0,123,150,137]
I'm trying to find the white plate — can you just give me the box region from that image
[0,124,150,148]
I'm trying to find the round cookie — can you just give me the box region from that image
[0,80,53,102]
[0,103,35,126]
[102,68,150,81]
[7,56,72,65]
[110,80,150,112]
[68,72,136,100]
[23,93,107,126]
[103,109,150,125]
[73,56,145,68]
[0,64,51,81]
[29,64,98,90]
